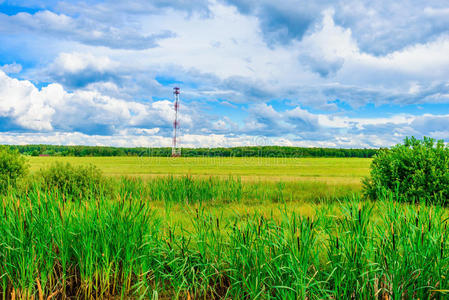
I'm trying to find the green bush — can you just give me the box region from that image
[0,147,28,192]
[363,136,449,204]
[38,162,108,200]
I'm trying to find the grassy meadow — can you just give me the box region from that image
[28,156,370,212]
[28,156,370,182]
[2,156,449,299]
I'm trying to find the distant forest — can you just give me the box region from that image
[8,145,379,158]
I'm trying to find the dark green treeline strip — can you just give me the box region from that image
[7,144,378,158]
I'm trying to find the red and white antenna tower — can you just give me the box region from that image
[172,87,181,157]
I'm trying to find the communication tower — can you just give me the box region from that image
[172,87,181,157]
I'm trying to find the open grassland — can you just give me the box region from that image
[28,157,370,203]
[3,156,448,299]
[28,156,371,184]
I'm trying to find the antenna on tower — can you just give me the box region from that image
[172,87,181,157]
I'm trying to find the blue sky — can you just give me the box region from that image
[0,0,448,148]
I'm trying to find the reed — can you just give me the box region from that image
[116,176,352,205]
[1,178,448,299]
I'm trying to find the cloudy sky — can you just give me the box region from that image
[0,0,448,148]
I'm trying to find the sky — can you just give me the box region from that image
[0,0,448,148]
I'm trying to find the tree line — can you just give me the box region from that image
[8,144,378,158]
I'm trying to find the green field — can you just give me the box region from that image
[3,155,449,299]
[29,156,371,184]
[28,156,370,207]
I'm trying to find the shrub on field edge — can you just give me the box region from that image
[38,162,109,200]
[0,146,28,192]
[363,136,449,204]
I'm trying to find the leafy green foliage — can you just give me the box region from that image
[38,162,108,200]
[363,136,449,204]
[0,146,28,192]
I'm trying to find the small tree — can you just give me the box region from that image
[363,137,449,205]
[0,146,28,192]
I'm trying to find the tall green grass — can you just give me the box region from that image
[1,182,448,299]
[118,176,243,204]
[117,176,353,205]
